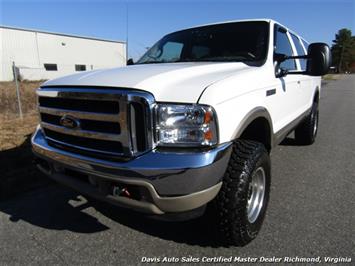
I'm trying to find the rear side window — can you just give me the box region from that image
[290,33,307,70]
[274,26,297,70]
[301,39,309,51]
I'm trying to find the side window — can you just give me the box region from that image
[274,26,297,70]
[301,39,309,52]
[290,33,307,70]
[301,39,309,70]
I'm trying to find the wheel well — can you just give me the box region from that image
[239,117,272,152]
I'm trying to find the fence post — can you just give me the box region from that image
[12,61,23,119]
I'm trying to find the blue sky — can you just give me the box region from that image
[1,0,354,60]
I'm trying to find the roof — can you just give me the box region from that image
[0,25,125,44]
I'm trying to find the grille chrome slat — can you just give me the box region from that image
[39,106,121,122]
[41,122,124,141]
[37,87,155,159]
[45,136,124,157]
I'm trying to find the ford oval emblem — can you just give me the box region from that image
[60,115,80,129]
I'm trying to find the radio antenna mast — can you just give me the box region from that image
[126,3,129,61]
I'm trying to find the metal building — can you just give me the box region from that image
[0,26,126,81]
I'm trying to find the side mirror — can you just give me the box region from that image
[306,43,331,76]
[274,43,331,77]
[127,58,134,65]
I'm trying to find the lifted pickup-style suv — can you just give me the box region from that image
[32,19,330,246]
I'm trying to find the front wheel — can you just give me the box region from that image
[213,140,271,246]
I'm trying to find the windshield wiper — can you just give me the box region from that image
[136,61,165,64]
[173,56,253,63]
[137,56,252,64]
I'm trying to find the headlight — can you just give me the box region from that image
[154,103,218,147]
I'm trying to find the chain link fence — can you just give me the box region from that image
[0,62,43,121]
[1,61,112,121]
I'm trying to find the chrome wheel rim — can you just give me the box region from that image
[247,167,266,223]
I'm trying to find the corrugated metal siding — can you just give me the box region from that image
[0,27,126,81]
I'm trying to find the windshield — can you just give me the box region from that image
[137,21,269,65]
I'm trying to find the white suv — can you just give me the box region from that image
[32,19,330,246]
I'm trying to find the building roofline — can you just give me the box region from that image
[0,25,125,44]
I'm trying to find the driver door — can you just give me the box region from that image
[272,25,301,131]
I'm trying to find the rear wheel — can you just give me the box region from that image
[213,140,271,246]
[295,102,319,145]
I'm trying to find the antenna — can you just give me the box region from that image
[126,2,129,61]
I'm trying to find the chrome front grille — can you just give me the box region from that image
[37,87,154,159]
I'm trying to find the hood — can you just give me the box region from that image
[42,62,253,103]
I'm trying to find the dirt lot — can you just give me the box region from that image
[0,80,42,149]
[0,81,43,120]
[0,81,49,199]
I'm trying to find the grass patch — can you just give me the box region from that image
[322,74,340,80]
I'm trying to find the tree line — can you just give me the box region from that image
[331,28,355,73]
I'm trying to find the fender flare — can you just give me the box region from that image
[231,107,274,147]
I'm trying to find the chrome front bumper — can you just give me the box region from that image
[32,126,232,214]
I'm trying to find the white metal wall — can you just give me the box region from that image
[0,27,126,81]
